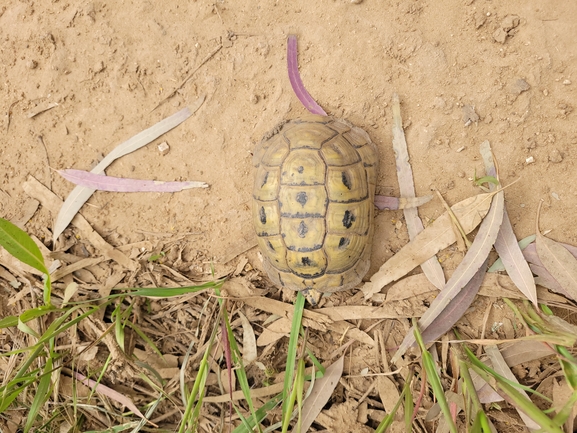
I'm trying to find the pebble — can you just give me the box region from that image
[548,149,563,163]
[525,156,534,164]
[250,94,259,104]
[510,78,530,95]
[158,141,170,156]
[26,59,38,69]
[462,105,479,125]
[563,79,572,85]
[350,0,363,3]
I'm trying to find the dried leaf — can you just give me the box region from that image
[488,234,535,272]
[53,96,205,242]
[420,258,488,344]
[374,194,433,210]
[535,202,577,302]
[287,35,327,116]
[238,311,257,363]
[74,371,154,426]
[392,186,504,362]
[499,340,556,367]
[392,94,445,290]
[363,192,495,299]
[58,169,208,192]
[480,140,537,305]
[300,356,344,432]
[485,345,541,430]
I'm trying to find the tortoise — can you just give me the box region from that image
[252,114,378,302]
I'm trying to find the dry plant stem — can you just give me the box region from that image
[152,43,223,111]
[435,189,470,250]
[392,93,445,290]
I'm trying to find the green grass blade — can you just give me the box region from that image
[375,372,411,433]
[414,319,457,433]
[0,218,48,275]
[471,410,492,433]
[281,291,306,425]
[232,393,283,433]
[24,357,54,433]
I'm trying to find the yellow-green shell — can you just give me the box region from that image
[252,115,378,294]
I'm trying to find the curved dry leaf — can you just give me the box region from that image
[392,187,504,363]
[287,35,327,116]
[363,192,495,299]
[238,311,257,363]
[392,93,445,290]
[300,356,344,432]
[74,372,153,426]
[485,345,541,430]
[480,140,537,305]
[374,194,433,210]
[535,203,577,302]
[420,258,488,344]
[53,96,205,242]
[58,169,208,192]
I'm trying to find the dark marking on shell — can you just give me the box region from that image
[301,256,312,266]
[259,206,267,225]
[342,210,355,229]
[261,171,269,188]
[341,171,352,190]
[338,237,350,249]
[297,166,304,174]
[297,220,308,238]
[296,191,308,207]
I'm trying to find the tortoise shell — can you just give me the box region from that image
[252,115,378,295]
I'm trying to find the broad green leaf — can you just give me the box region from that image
[0,218,48,275]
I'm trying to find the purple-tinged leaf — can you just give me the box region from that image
[392,159,505,363]
[488,234,535,272]
[524,241,577,265]
[74,371,155,426]
[420,258,488,344]
[53,96,205,242]
[287,35,327,116]
[392,93,445,290]
[374,194,432,210]
[58,169,208,192]
[535,203,577,303]
[480,140,537,306]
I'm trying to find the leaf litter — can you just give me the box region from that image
[4,32,577,433]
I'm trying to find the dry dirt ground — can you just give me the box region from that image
[1,0,577,431]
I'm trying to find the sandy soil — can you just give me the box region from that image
[1,0,577,430]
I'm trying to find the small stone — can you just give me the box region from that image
[158,141,170,155]
[548,149,563,163]
[525,156,534,164]
[350,0,363,3]
[552,192,560,201]
[93,60,104,73]
[474,12,486,29]
[543,89,549,96]
[510,78,530,95]
[250,94,259,104]
[462,105,479,125]
[433,96,446,109]
[26,59,38,69]
[563,79,572,85]
[493,28,508,44]
[501,15,520,32]
[484,113,493,124]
